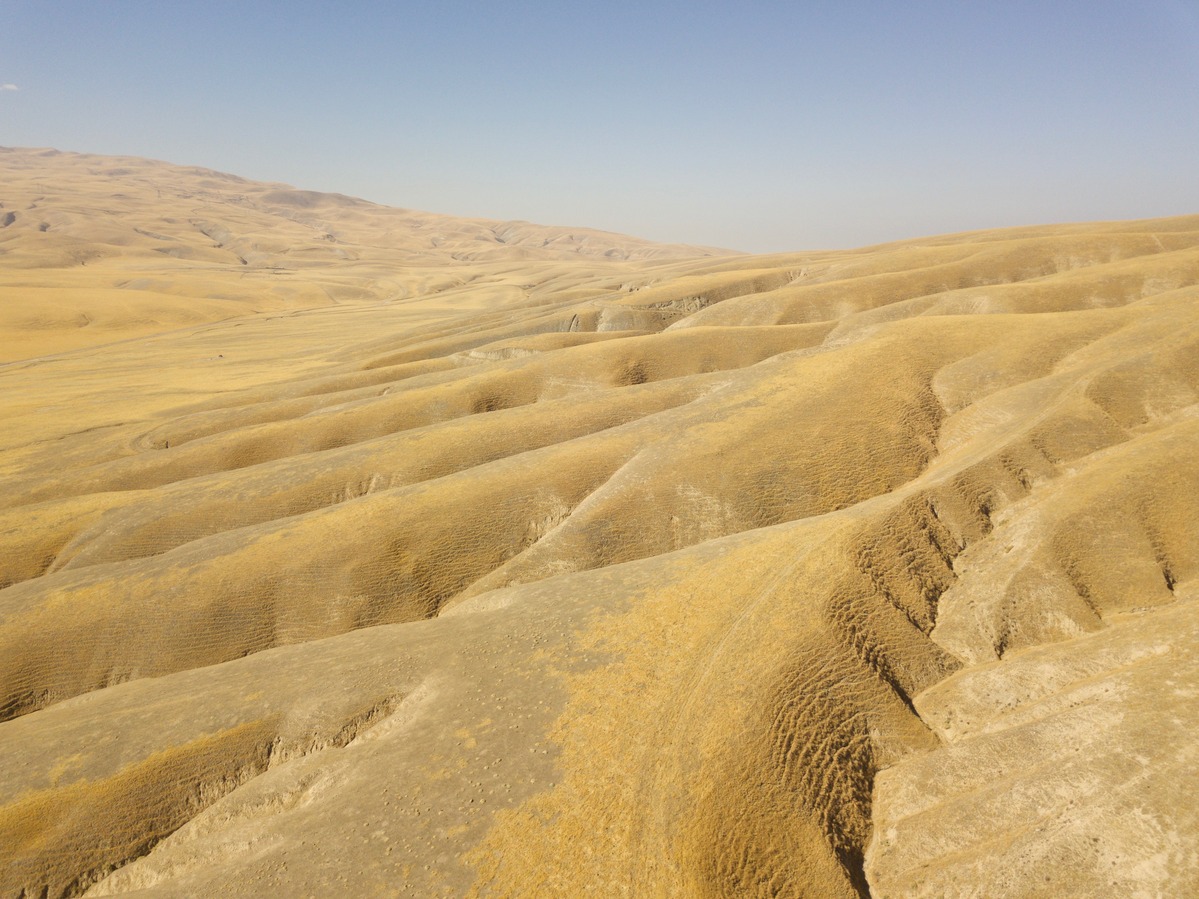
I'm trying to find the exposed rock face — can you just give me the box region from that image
[0,149,1196,897]
[868,598,1199,899]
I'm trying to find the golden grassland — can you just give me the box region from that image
[1,147,1197,897]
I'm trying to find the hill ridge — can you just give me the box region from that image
[0,150,1196,898]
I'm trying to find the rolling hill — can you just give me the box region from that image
[1,148,1196,898]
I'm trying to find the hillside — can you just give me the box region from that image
[1,150,1197,898]
[0,148,726,360]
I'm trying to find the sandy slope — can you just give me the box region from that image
[1,149,1197,898]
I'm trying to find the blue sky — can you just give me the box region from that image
[2,1,1197,252]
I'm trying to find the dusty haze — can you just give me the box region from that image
[1,148,1197,898]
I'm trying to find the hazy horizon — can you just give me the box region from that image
[3,1,1198,252]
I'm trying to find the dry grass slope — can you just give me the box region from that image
[0,148,1196,898]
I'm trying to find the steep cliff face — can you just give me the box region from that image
[1,150,1196,897]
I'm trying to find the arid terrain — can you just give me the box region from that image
[1,147,1196,898]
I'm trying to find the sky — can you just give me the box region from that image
[2,1,1198,252]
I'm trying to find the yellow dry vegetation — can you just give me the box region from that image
[0,148,1196,897]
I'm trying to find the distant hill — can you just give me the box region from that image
[0,147,730,359]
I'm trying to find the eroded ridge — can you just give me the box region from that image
[0,150,1197,897]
